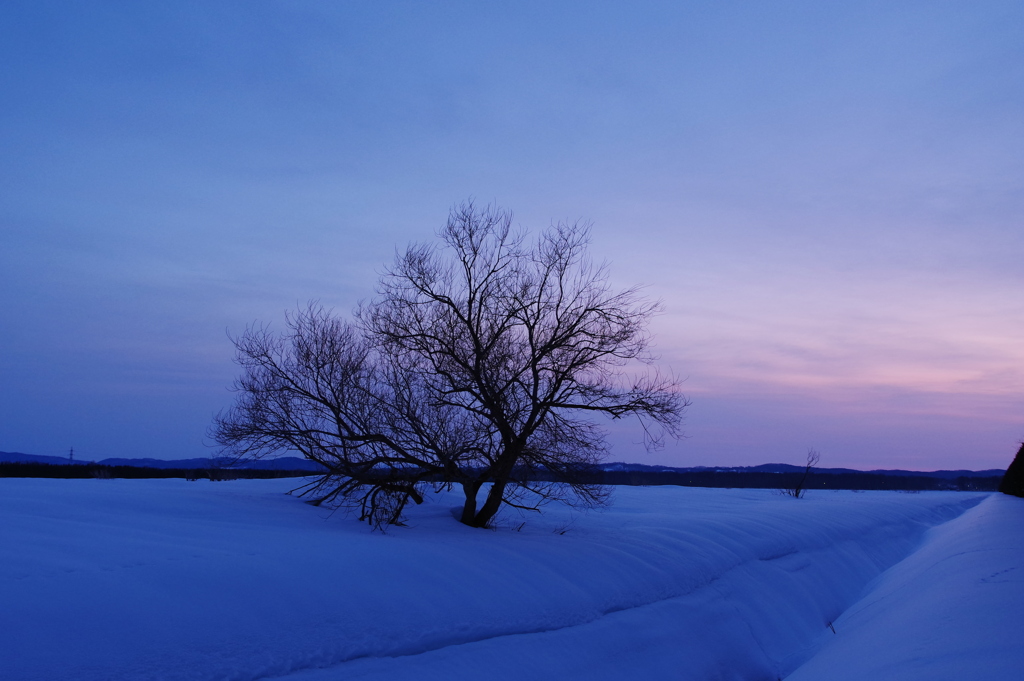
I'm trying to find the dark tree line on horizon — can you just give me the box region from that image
[0,462,310,480]
[1,460,1001,493]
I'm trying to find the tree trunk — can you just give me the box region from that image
[460,481,483,525]
[470,479,508,528]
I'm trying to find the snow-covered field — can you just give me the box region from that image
[1,479,1020,681]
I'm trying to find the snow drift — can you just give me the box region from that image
[0,479,1008,681]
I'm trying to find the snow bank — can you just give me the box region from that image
[786,493,1024,681]
[0,479,986,681]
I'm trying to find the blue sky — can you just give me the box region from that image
[2,1,1022,469]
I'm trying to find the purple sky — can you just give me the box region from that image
[2,1,1022,470]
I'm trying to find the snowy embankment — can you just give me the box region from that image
[786,492,1024,681]
[0,479,1011,681]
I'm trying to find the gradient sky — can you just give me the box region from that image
[2,1,1022,470]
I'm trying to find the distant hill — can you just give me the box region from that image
[94,456,326,471]
[0,451,85,465]
[0,452,1003,484]
[597,461,1005,479]
[0,452,325,472]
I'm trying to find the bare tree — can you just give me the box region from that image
[213,202,687,528]
[781,448,821,499]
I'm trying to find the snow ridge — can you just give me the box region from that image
[0,480,987,681]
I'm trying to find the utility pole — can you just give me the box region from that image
[69,447,74,463]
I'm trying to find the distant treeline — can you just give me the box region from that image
[577,469,1002,492]
[0,461,1002,491]
[0,462,315,480]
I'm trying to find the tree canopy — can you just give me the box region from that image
[213,203,687,528]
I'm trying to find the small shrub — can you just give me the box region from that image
[780,449,820,499]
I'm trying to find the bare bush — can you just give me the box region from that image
[781,449,821,499]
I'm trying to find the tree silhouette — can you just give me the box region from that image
[213,202,686,528]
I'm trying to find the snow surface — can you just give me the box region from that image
[786,492,1024,681]
[0,479,1013,681]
